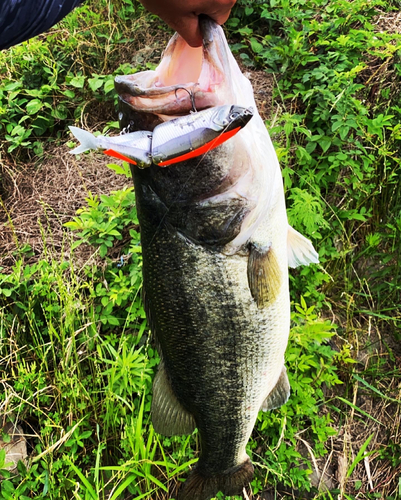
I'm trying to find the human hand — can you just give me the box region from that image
[139,0,237,47]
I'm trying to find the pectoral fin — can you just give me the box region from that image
[247,243,282,308]
[151,363,196,436]
[261,366,291,411]
[287,225,319,268]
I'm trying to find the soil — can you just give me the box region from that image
[0,141,130,271]
[375,9,401,34]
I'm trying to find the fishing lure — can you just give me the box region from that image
[69,104,253,168]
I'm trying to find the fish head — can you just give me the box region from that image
[114,16,255,131]
[115,18,283,256]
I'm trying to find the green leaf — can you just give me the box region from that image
[67,462,97,499]
[0,448,6,467]
[346,433,374,478]
[26,99,43,115]
[107,162,132,178]
[69,76,86,88]
[17,459,27,476]
[250,38,263,54]
[79,430,93,439]
[331,121,343,132]
[100,244,108,257]
[339,126,350,140]
[318,138,331,153]
[305,141,317,154]
[51,104,68,120]
[4,81,22,91]
[62,89,75,98]
[284,121,294,136]
[1,480,14,493]
[107,316,120,326]
[336,397,382,425]
[1,433,11,443]
[88,77,104,93]
[104,79,116,94]
[353,374,400,404]
[0,469,11,479]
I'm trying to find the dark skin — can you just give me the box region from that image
[139,0,237,47]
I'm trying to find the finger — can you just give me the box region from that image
[206,9,231,25]
[167,14,203,47]
[194,0,237,25]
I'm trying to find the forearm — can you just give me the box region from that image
[0,0,237,52]
[0,0,84,50]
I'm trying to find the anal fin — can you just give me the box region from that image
[151,362,196,436]
[247,242,282,308]
[261,366,291,411]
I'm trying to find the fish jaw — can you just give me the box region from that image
[114,19,238,126]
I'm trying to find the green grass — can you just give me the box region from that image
[1,0,401,499]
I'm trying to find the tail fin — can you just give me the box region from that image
[178,459,254,500]
[69,126,99,154]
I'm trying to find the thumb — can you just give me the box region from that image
[166,14,203,47]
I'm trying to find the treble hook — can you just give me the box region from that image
[174,87,198,113]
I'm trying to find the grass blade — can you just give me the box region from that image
[336,397,383,425]
[353,374,400,404]
[346,433,375,478]
[109,474,139,500]
[68,461,98,500]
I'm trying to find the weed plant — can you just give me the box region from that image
[0,0,161,158]
[229,0,401,323]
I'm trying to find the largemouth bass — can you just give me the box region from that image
[114,17,319,500]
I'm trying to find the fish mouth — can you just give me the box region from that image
[114,16,231,127]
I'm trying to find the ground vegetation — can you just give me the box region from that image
[0,0,400,499]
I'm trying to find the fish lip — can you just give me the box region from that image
[114,75,197,98]
[199,15,216,46]
[114,17,230,118]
